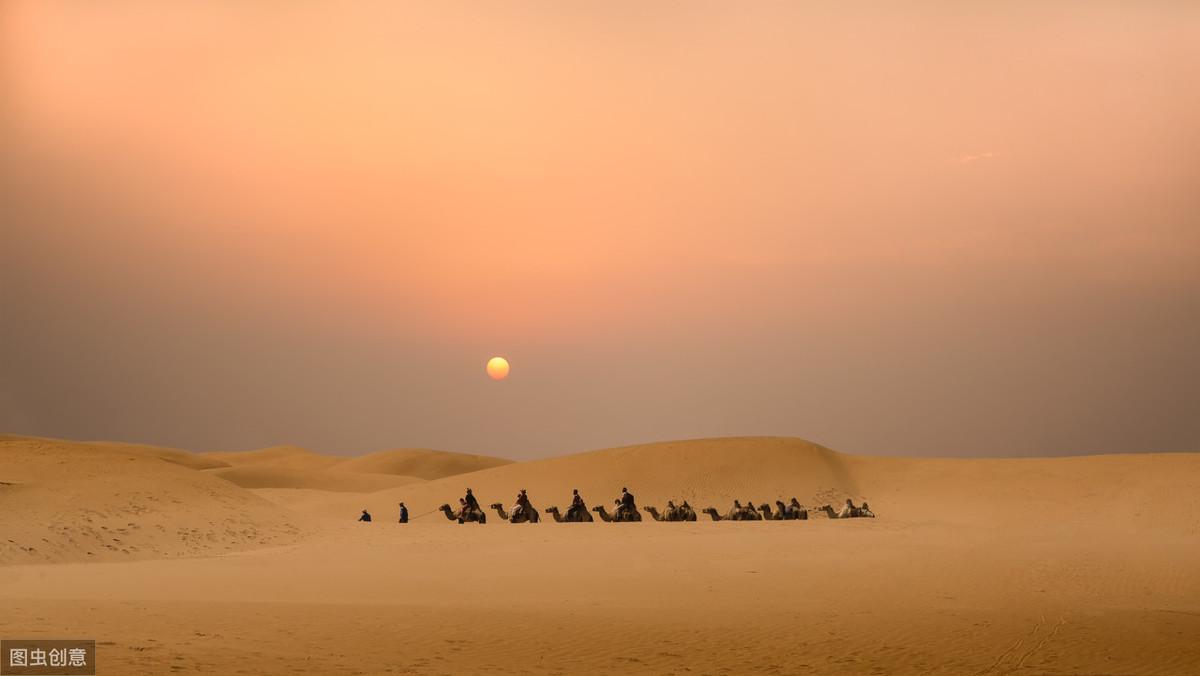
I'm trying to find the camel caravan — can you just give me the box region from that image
[428,487,874,524]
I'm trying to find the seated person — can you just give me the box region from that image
[567,489,586,519]
[837,498,857,518]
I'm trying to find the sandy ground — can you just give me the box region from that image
[2,436,1198,674]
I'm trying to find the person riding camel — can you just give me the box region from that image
[568,489,586,520]
[618,487,636,520]
[666,500,678,520]
[463,488,481,517]
[514,489,532,519]
[838,498,857,518]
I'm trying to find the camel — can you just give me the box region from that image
[678,501,698,521]
[774,499,809,521]
[702,503,763,521]
[490,502,540,523]
[643,501,698,522]
[439,503,487,524]
[544,505,594,522]
[758,503,784,520]
[816,501,875,519]
[593,502,642,522]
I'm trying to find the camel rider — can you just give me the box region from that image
[464,488,481,515]
[568,489,586,519]
[514,489,531,518]
[618,487,636,518]
[838,498,856,518]
[859,501,874,517]
[666,500,678,520]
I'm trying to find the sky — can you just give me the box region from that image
[2,2,1198,459]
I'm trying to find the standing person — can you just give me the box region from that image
[398,502,408,524]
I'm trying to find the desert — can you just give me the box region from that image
[2,435,1197,675]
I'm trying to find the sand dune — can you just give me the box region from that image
[201,445,509,492]
[209,466,422,492]
[2,435,1197,674]
[278,437,870,521]
[330,447,512,479]
[0,437,302,565]
[201,445,344,471]
[0,435,230,470]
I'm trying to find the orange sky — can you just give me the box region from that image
[2,2,1198,457]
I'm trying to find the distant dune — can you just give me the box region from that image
[0,435,230,470]
[202,445,343,471]
[209,466,422,493]
[85,440,232,470]
[199,445,510,491]
[331,448,512,480]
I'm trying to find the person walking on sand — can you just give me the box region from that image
[358,509,372,522]
[398,502,408,524]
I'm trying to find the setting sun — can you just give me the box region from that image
[486,357,510,381]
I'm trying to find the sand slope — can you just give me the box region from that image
[201,445,343,471]
[2,435,1197,674]
[208,466,422,492]
[0,437,302,564]
[200,445,509,491]
[330,447,512,479]
[279,437,867,521]
[0,435,230,470]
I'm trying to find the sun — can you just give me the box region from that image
[486,356,510,380]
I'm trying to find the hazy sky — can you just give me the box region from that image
[3,2,1198,459]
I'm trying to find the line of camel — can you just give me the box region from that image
[435,492,875,524]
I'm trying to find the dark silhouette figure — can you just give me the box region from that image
[464,488,480,512]
[358,509,372,523]
[567,489,587,520]
[617,487,637,520]
[398,502,408,523]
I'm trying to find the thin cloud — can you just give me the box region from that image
[953,151,999,164]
